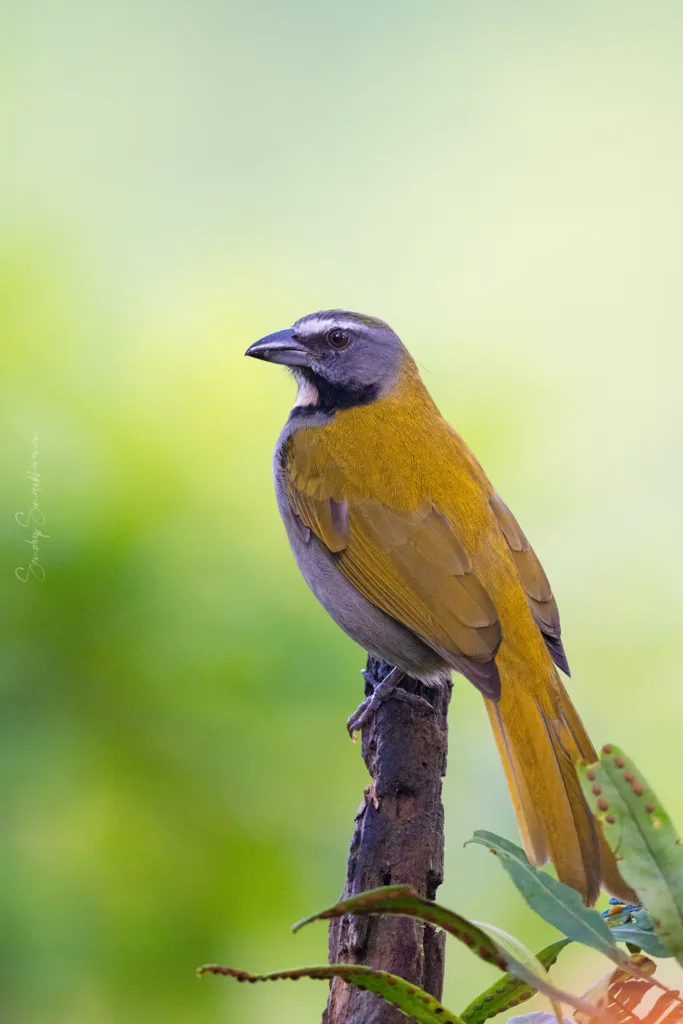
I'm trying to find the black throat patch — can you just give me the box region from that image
[289,369,379,419]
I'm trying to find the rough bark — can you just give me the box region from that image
[323,657,452,1024]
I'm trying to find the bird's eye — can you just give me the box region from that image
[327,328,350,350]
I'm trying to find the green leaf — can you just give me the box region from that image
[460,939,572,1024]
[293,886,595,1013]
[472,921,556,986]
[471,922,566,1024]
[578,744,683,965]
[607,924,672,958]
[293,886,507,971]
[467,830,627,967]
[197,962,462,1023]
[603,904,673,957]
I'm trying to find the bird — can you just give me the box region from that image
[245,308,631,905]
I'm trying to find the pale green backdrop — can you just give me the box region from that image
[2,2,683,1021]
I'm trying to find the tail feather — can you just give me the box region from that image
[486,670,634,905]
[489,702,548,866]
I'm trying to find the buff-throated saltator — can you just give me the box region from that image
[246,309,631,905]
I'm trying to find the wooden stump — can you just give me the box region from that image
[323,657,452,1024]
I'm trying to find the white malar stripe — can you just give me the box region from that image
[295,377,319,407]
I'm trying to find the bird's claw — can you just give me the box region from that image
[347,696,372,740]
[347,668,434,739]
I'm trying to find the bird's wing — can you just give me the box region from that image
[489,494,570,675]
[286,455,502,696]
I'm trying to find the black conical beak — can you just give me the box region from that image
[245,328,310,367]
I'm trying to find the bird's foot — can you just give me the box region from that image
[346,666,433,739]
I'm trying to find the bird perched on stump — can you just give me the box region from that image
[246,309,632,905]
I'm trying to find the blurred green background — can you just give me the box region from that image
[2,1,683,1021]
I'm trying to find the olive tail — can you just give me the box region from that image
[485,670,634,905]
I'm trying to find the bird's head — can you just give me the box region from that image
[245,309,405,412]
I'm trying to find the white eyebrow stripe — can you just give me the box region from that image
[298,317,359,335]
[297,316,330,334]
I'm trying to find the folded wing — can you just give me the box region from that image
[286,456,502,697]
[489,493,570,676]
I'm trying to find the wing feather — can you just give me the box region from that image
[489,493,570,675]
[284,444,503,693]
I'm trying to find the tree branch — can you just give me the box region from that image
[323,657,452,1024]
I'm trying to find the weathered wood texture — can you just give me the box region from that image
[323,657,452,1024]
